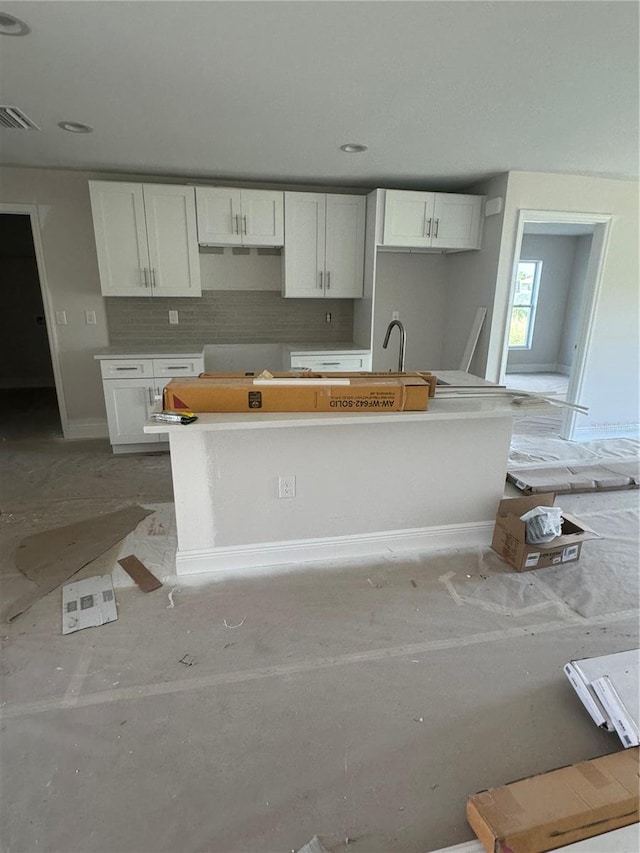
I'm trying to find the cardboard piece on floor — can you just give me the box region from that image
[565,649,639,748]
[4,505,152,622]
[507,462,639,495]
[466,748,640,853]
[62,575,118,634]
[117,554,163,592]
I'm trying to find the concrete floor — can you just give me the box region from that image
[1,396,639,853]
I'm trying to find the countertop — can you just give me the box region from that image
[94,346,205,360]
[283,343,371,355]
[145,394,552,434]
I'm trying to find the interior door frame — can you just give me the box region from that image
[0,203,69,436]
[500,209,613,440]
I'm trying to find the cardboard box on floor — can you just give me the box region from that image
[491,493,599,572]
[467,747,639,853]
[164,371,432,414]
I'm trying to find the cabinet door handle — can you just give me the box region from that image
[321,362,341,366]
[326,271,331,290]
[151,268,156,288]
[319,270,323,289]
[243,215,247,235]
[433,218,439,238]
[164,365,189,370]
[425,218,432,238]
[115,366,139,371]
[148,387,154,405]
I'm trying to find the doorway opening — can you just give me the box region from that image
[0,211,65,440]
[500,211,612,441]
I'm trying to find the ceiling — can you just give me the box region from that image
[1,1,638,191]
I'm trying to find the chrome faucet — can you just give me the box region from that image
[382,320,406,372]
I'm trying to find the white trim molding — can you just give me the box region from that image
[175,521,495,578]
[0,202,70,437]
[498,209,613,441]
[571,423,640,442]
[65,419,109,440]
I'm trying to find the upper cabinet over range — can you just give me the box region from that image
[283,192,366,299]
[89,182,201,297]
[381,190,484,251]
[196,187,284,247]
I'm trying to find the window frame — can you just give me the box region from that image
[508,259,542,350]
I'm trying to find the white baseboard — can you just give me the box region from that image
[175,521,495,578]
[572,423,640,442]
[64,419,109,440]
[112,441,169,454]
[555,363,572,376]
[505,363,557,374]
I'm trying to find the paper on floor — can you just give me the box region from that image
[62,575,118,635]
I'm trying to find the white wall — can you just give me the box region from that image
[372,252,449,370]
[557,234,592,373]
[488,172,639,435]
[199,248,281,291]
[441,173,509,373]
[507,234,578,372]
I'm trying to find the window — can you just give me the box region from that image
[509,260,542,349]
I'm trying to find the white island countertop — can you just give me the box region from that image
[145,394,552,434]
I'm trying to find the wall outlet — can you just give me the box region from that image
[392,310,400,320]
[278,475,296,499]
[85,309,97,325]
[325,312,332,324]
[169,310,179,325]
[55,310,67,325]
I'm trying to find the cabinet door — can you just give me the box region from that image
[432,193,483,250]
[144,185,202,296]
[382,190,435,247]
[282,192,326,298]
[89,181,150,296]
[195,187,242,246]
[240,190,284,246]
[325,194,365,298]
[103,378,159,445]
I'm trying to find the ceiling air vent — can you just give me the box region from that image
[0,105,40,130]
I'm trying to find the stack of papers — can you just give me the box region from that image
[564,649,639,748]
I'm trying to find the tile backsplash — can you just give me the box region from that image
[105,291,354,347]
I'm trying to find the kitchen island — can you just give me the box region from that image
[144,393,542,578]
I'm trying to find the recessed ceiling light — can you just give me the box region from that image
[0,12,30,36]
[58,121,94,134]
[340,143,368,154]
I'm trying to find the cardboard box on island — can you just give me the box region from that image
[491,492,600,572]
[163,371,435,414]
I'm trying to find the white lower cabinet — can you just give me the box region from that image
[99,355,204,453]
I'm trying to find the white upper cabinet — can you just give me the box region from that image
[382,189,483,251]
[283,192,365,298]
[195,187,284,247]
[89,182,201,297]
